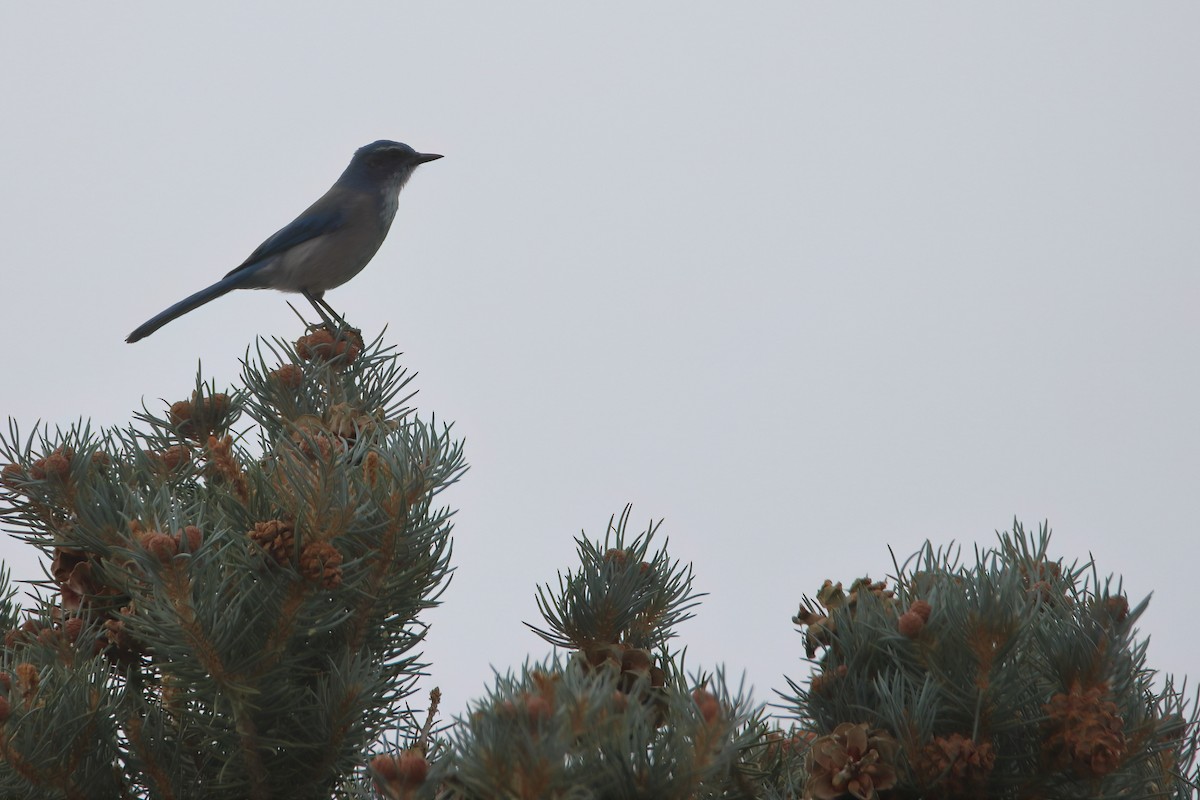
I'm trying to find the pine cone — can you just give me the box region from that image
[102,604,141,658]
[269,363,304,389]
[898,610,924,638]
[326,403,377,441]
[1043,682,1127,778]
[140,532,178,563]
[296,328,363,365]
[14,663,39,705]
[288,415,345,462]
[909,599,932,622]
[806,722,899,800]
[915,733,995,797]
[52,548,103,613]
[169,393,232,442]
[370,750,428,799]
[300,541,343,589]
[692,687,720,725]
[146,444,192,474]
[205,435,250,502]
[174,525,203,553]
[249,519,295,565]
[362,450,387,487]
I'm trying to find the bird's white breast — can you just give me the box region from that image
[378,173,409,226]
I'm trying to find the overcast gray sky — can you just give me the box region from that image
[2,4,1197,718]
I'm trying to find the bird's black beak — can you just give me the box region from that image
[416,153,444,164]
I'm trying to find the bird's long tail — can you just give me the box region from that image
[126,271,256,343]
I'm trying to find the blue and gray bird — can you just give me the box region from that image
[126,140,442,343]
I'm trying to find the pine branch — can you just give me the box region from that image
[0,324,465,798]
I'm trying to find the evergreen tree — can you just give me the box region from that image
[786,531,1200,799]
[0,328,463,798]
[0,327,1196,798]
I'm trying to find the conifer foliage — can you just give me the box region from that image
[421,508,788,799]
[788,529,1200,799]
[401,512,1199,799]
[0,328,464,799]
[0,326,1197,799]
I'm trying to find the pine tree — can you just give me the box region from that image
[1,326,1197,799]
[412,512,1200,799]
[0,328,463,798]
[786,531,1200,799]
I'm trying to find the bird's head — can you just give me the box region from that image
[339,140,443,193]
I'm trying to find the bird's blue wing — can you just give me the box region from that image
[224,207,346,278]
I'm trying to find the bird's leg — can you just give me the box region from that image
[302,290,339,331]
[315,296,350,329]
[310,293,358,335]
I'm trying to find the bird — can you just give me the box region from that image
[126,140,442,343]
